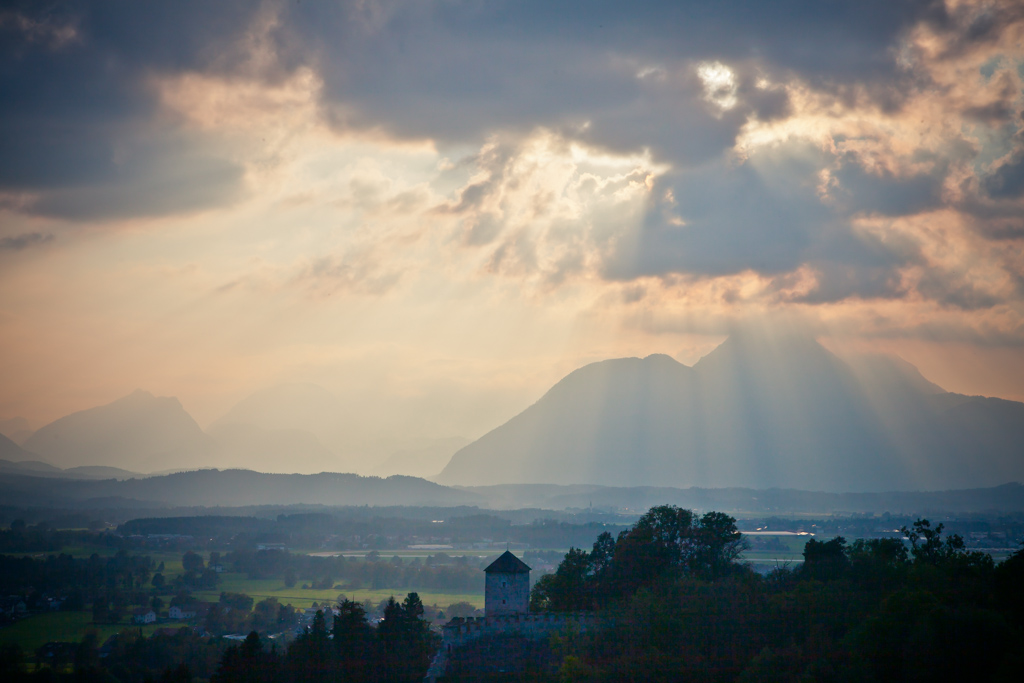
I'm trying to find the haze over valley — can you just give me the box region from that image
[2,331,1021,494]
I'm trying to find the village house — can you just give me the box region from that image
[169,602,211,620]
[169,604,196,620]
[132,608,157,624]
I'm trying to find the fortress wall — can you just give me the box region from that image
[425,613,600,682]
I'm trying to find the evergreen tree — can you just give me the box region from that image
[286,610,332,683]
[212,632,279,683]
[332,599,377,683]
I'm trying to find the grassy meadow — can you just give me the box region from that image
[0,612,162,653]
[190,573,485,612]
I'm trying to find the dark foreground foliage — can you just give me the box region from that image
[1,593,437,683]
[520,508,1024,683]
[6,506,1024,683]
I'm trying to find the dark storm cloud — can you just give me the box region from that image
[0,0,954,213]
[830,157,947,217]
[0,231,53,251]
[286,0,943,155]
[604,143,923,298]
[606,157,831,279]
[0,0,260,220]
[982,151,1024,199]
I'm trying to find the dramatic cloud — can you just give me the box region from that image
[1,0,1023,450]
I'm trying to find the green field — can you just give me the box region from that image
[739,533,809,564]
[190,573,484,611]
[0,612,162,652]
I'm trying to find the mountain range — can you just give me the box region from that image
[437,331,1024,491]
[6,384,469,475]
[4,332,1022,491]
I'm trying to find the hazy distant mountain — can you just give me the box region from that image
[207,422,340,473]
[0,457,63,478]
[209,383,468,473]
[0,469,484,508]
[373,436,471,478]
[0,417,34,445]
[0,432,35,462]
[212,383,346,441]
[208,383,366,468]
[61,465,141,480]
[23,390,215,472]
[437,332,1024,491]
[0,458,140,480]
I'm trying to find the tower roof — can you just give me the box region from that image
[484,550,531,574]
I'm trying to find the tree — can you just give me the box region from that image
[92,594,110,624]
[152,572,166,590]
[170,590,193,608]
[251,597,288,633]
[847,538,908,592]
[213,632,279,683]
[534,506,747,609]
[801,537,850,581]
[159,663,192,683]
[332,599,376,682]
[378,593,436,683]
[286,611,332,683]
[73,630,100,674]
[182,551,205,573]
[220,592,255,612]
[529,547,592,611]
[693,511,746,578]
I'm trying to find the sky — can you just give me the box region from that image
[1,0,1024,452]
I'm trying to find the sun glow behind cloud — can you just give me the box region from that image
[696,61,739,112]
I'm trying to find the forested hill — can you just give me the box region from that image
[0,469,483,508]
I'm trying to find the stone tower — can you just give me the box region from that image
[484,550,531,617]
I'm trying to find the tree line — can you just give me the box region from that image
[514,506,1024,683]
[1,593,437,683]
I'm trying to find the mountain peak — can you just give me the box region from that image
[438,339,1024,491]
[23,390,212,472]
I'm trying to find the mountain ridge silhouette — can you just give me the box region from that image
[437,333,1024,491]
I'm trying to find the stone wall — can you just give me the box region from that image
[424,613,600,682]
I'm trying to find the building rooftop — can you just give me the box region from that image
[484,550,531,574]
